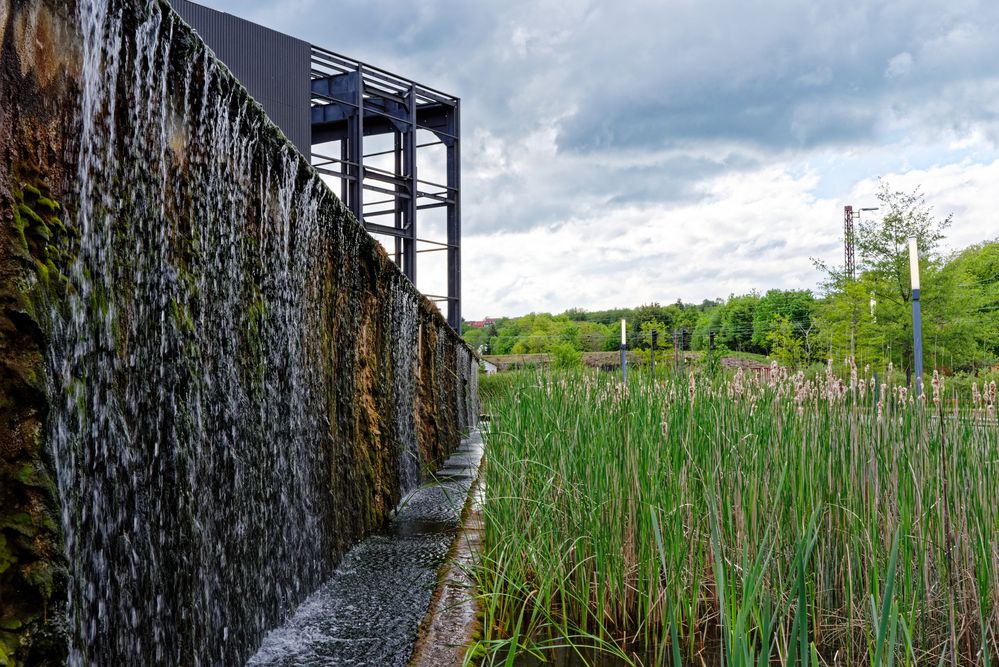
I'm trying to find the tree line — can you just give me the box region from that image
[464,183,998,378]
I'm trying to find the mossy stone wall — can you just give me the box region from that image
[0,0,477,663]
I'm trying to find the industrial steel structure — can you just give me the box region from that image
[170,0,462,330]
[843,205,856,281]
[842,204,877,359]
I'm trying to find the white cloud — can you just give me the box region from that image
[848,159,999,252]
[885,51,913,78]
[462,158,999,317]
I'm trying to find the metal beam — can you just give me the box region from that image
[364,221,413,238]
[311,101,456,143]
[404,85,418,283]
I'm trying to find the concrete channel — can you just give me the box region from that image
[247,431,484,666]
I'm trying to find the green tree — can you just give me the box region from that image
[691,306,723,350]
[814,182,955,378]
[638,319,666,347]
[548,341,582,369]
[632,319,670,369]
[489,317,519,355]
[669,300,700,338]
[632,303,671,333]
[933,240,999,371]
[577,321,611,352]
[718,294,760,353]
[767,314,805,367]
[752,289,814,354]
[858,182,951,306]
[812,277,886,367]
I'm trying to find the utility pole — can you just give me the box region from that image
[909,238,924,397]
[708,330,716,376]
[844,205,878,361]
[844,206,856,280]
[680,328,688,370]
[844,205,857,360]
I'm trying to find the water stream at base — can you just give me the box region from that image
[247,432,483,666]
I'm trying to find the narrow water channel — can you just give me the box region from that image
[247,432,483,666]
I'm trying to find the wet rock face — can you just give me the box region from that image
[0,0,478,664]
[1,1,81,663]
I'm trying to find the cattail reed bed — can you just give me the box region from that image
[469,367,999,666]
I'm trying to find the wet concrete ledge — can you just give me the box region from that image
[247,431,484,666]
[409,445,485,666]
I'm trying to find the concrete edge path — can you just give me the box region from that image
[247,431,484,666]
[409,449,485,666]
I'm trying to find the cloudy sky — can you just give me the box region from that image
[196,0,998,319]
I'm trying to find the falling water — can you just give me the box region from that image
[36,0,476,664]
[392,285,421,495]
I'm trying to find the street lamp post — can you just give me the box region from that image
[909,238,924,397]
[620,319,628,383]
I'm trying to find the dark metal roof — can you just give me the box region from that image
[169,0,312,154]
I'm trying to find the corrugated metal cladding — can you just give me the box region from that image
[168,0,312,155]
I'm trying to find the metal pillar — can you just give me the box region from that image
[909,238,924,397]
[393,132,402,267]
[912,290,923,396]
[620,319,627,383]
[402,85,417,282]
[340,139,349,204]
[348,66,364,221]
[446,101,461,330]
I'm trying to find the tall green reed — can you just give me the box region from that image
[470,366,998,665]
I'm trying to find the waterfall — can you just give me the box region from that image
[16,0,477,663]
[392,285,421,495]
[47,2,332,663]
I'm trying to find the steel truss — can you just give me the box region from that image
[309,46,461,330]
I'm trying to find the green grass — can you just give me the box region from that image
[468,367,999,666]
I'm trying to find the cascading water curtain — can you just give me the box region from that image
[37,0,475,663]
[48,1,338,663]
[392,283,421,495]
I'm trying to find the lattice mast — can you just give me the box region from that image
[843,205,857,359]
[843,205,856,280]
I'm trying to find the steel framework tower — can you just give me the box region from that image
[843,205,856,280]
[309,48,461,330]
[170,0,462,331]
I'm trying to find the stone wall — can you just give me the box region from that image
[0,0,477,663]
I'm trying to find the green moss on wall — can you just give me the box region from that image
[1,163,74,667]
